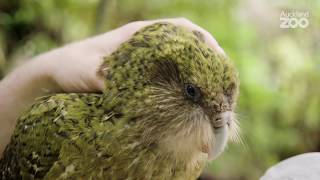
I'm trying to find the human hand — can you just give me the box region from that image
[44,17,225,93]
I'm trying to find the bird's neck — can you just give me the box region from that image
[103,124,207,179]
[110,137,206,179]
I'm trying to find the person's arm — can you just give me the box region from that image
[0,18,225,156]
[0,58,59,154]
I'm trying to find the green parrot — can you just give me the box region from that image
[0,22,240,180]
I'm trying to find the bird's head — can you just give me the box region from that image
[99,22,240,162]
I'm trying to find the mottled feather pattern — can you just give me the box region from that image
[1,22,239,180]
[0,94,106,179]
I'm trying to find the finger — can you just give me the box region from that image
[90,55,106,92]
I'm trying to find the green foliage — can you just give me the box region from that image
[0,0,319,179]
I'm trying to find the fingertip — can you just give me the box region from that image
[197,30,227,57]
[216,45,226,57]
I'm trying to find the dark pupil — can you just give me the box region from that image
[186,85,196,97]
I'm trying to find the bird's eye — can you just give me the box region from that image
[184,83,201,102]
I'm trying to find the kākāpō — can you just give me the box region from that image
[0,22,240,180]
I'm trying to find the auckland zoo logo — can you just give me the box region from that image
[280,10,310,29]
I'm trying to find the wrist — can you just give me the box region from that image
[28,50,64,94]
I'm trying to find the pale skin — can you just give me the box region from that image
[0,18,225,157]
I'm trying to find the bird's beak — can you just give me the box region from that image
[201,111,232,160]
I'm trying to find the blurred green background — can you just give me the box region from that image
[0,0,319,179]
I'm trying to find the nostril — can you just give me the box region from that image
[213,117,225,128]
[212,111,233,129]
